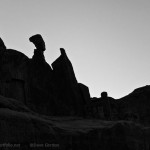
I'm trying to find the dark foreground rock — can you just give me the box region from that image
[0,96,150,150]
[117,85,150,126]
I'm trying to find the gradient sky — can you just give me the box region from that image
[0,0,150,98]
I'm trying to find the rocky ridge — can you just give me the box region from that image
[0,36,150,149]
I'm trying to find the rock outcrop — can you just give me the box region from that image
[0,48,29,105]
[90,85,150,126]
[117,85,150,126]
[0,36,88,117]
[52,48,85,116]
[0,95,149,150]
[89,96,118,120]
[1,36,150,149]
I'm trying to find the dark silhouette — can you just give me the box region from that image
[60,47,66,56]
[0,34,149,124]
[0,36,149,150]
[29,34,46,63]
[78,83,91,117]
[52,48,85,116]
[0,38,6,69]
[0,38,6,68]
[29,34,45,51]
[0,38,29,104]
[101,92,112,120]
[28,34,57,115]
[0,37,6,50]
[0,36,87,116]
[117,85,150,125]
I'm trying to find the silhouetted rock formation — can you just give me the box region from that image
[52,48,85,116]
[117,85,150,125]
[1,35,150,149]
[90,86,150,125]
[29,34,46,51]
[101,92,112,120]
[78,83,91,117]
[0,95,149,150]
[0,38,6,50]
[0,36,87,117]
[89,94,118,120]
[89,86,150,125]
[0,47,29,105]
[28,34,56,115]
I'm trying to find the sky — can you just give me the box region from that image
[0,0,150,99]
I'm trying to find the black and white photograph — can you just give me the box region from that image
[0,0,150,149]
